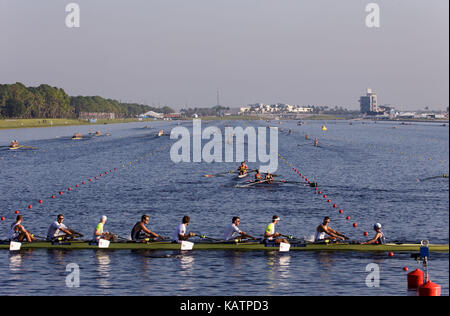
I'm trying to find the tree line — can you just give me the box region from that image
[0,82,174,119]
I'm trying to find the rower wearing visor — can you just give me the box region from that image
[361,223,386,245]
[264,215,289,244]
[131,215,165,241]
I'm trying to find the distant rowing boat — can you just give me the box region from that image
[2,241,447,252]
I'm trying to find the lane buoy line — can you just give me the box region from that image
[249,121,369,236]
[0,140,173,222]
[302,131,448,167]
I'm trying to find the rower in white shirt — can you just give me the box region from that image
[224,217,257,241]
[172,216,196,243]
[47,214,82,241]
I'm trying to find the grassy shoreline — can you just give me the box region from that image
[0,118,155,130]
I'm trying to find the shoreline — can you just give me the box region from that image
[1,116,447,130]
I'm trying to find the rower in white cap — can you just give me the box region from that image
[361,223,386,245]
[93,215,116,242]
[264,215,289,244]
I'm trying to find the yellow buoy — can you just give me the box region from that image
[321,125,327,131]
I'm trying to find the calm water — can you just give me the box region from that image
[0,120,448,296]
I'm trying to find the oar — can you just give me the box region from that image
[193,233,223,242]
[21,146,38,150]
[204,170,237,178]
[418,174,449,182]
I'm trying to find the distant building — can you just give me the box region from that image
[163,113,182,120]
[139,111,164,119]
[360,88,378,114]
[79,112,115,120]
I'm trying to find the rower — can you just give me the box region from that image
[361,223,386,245]
[254,170,263,182]
[171,216,195,243]
[47,214,82,241]
[265,173,274,184]
[305,133,309,140]
[223,217,257,241]
[313,138,319,147]
[10,140,19,148]
[93,215,116,242]
[237,161,248,176]
[315,217,348,242]
[9,215,36,242]
[131,215,165,241]
[264,215,289,244]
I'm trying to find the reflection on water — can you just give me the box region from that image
[265,252,292,290]
[95,251,112,289]
[9,253,23,271]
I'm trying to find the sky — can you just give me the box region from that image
[0,0,448,111]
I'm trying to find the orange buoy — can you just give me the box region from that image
[418,280,441,296]
[407,269,424,288]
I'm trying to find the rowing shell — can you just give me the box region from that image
[0,241,448,252]
[9,146,23,150]
[237,173,249,179]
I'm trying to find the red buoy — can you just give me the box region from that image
[1,217,5,221]
[39,200,43,204]
[418,280,441,296]
[76,184,79,188]
[346,216,350,220]
[403,267,409,272]
[364,232,368,236]
[339,209,343,214]
[318,191,322,194]
[333,204,337,208]
[353,223,358,228]
[82,181,86,184]
[15,210,19,214]
[327,199,331,203]
[68,188,71,191]
[51,195,55,199]
[28,205,32,209]
[323,195,327,198]
[59,191,63,195]
[388,252,394,257]
[407,269,423,288]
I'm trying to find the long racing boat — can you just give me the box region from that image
[1,240,448,252]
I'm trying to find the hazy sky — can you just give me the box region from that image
[0,0,448,110]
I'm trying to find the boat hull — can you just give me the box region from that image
[0,241,448,252]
